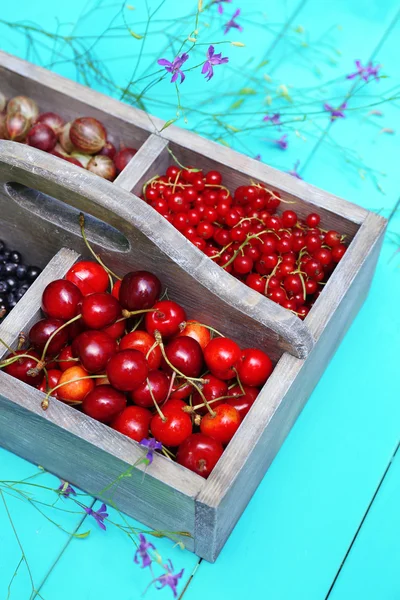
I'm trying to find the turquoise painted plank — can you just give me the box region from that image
[328,445,400,600]
[0,449,94,600]
[37,500,200,600]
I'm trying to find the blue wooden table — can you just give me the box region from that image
[0,1,399,598]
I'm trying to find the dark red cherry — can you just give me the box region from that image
[119,271,162,311]
[130,369,170,408]
[111,405,152,441]
[145,300,186,338]
[74,330,117,373]
[81,293,121,329]
[42,279,82,320]
[82,385,127,423]
[106,349,148,391]
[29,318,68,356]
[177,433,224,478]
[3,350,44,387]
[163,337,203,378]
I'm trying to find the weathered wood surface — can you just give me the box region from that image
[0,140,313,360]
[194,213,386,561]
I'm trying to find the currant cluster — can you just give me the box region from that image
[0,93,137,180]
[0,239,41,322]
[1,259,273,478]
[142,165,347,318]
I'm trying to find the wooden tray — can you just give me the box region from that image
[0,51,386,561]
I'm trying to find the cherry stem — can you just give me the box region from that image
[187,379,216,417]
[121,308,156,319]
[79,212,122,282]
[187,393,237,412]
[129,315,144,333]
[146,377,166,422]
[187,321,225,338]
[161,445,176,459]
[0,353,41,369]
[42,374,106,410]
[233,368,246,396]
[154,331,207,383]
[0,336,17,356]
[164,371,176,404]
[39,314,82,366]
[145,340,159,360]
[166,147,201,173]
[17,332,26,351]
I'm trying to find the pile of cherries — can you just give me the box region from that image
[0,93,137,180]
[0,239,41,323]
[142,165,347,319]
[1,259,273,478]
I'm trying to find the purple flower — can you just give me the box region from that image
[254,154,262,161]
[157,53,189,84]
[134,534,156,569]
[214,0,232,14]
[202,45,229,81]
[150,560,184,598]
[323,102,347,121]
[275,134,288,150]
[287,160,302,180]
[263,113,281,125]
[347,60,381,82]
[140,438,162,464]
[58,480,77,498]
[224,9,243,35]
[84,503,108,530]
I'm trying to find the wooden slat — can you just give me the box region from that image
[113,134,169,190]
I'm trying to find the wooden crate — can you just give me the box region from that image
[0,51,386,562]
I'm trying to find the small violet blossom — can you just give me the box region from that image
[58,480,77,498]
[224,9,243,35]
[347,60,381,82]
[84,503,108,530]
[157,53,189,84]
[323,102,347,121]
[150,560,184,599]
[134,534,156,569]
[263,113,281,125]
[140,438,162,464]
[287,160,302,180]
[275,134,288,150]
[214,0,232,14]
[202,45,229,81]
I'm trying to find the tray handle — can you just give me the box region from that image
[0,141,314,359]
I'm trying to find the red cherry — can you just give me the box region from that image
[119,331,161,369]
[150,405,192,447]
[226,384,259,419]
[177,433,224,478]
[106,349,148,391]
[119,271,161,312]
[29,318,68,356]
[192,375,228,415]
[204,338,241,380]
[170,380,193,400]
[65,261,109,295]
[42,279,82,320]
[83,385,127,423]
[74,330,117,373]
[81,293,121,329]
[236,348,273,387]
[111,406,152,441]
[112,280,121,299]
[37,369,62,396]
[3,350,44,387]
[130,370,170,408]
[200,404,241,445]
[102,318,126,340]
[58,345,77,371]
[163,337,203,378]
[145,300,186,338]
[332,244,346,262]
